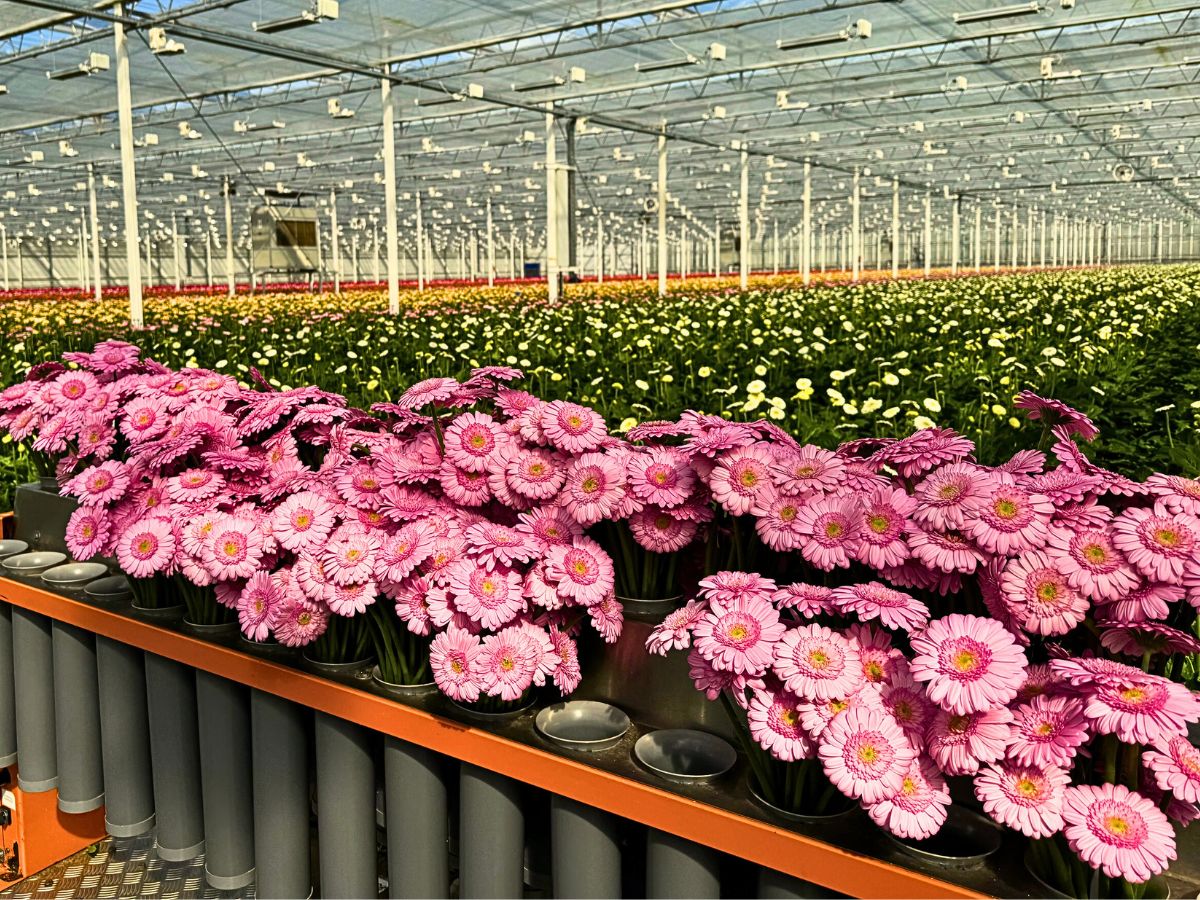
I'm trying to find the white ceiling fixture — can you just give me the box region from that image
[776,90,809,110]
[777,19,870,51]
[513,67,586,92]
[178,122,202,140]
[955,1,1040,25]
[233,119,286,133]
[148,27,186,55]
[134,132,159,148]
[418,82,484,107]
[47,51,110,81]
[58,140,77,157]
[327,98,355,118]
[254,0,339,34]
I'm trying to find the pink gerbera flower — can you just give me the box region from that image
[439,463,492,507]
[772,624,862,701]
[754,492,808,551]
[1014,392,1100,441]
[447,561,525,630]
[1007,694,1090,769]
[516,506,580,551]
[375,523,435,584]
[237,572,281,642]
[561,453,624,526]
[430,626,482,702]
[1144,735,1200,804]
[69,460,131,506]
[910,614,1027,715]
[925,707,1013,776]
[628,448,695,508]
[1097,583,1177,624]
[1099,622,1200,658]
[697,571,778,606]
[321,523,379,585]
[166,468,225,504]
[1111,506,1199,585]
[121,397,170,443]
[964,481,1054,556]
[505,448,565,500]
[1082,673,1199,745]
[628,507,698,553]
[541,400,607,454]
[868,758,951,840]
[771,583,834,618]
[396,377,462,411]
[692,594,785,676]
[846,623,908,686]
[794,496,862,571]
[1145,474,1200,517]
[881,671,936,751]
[831,583,929,633]
[588,595,624,642]
[444,412,504,473]
[875,428,975,480]
[1000,551,1088,637]
[272,597,328,647]
[546,538,615,606]
[117,517,176,578]
[645,599,707,655]
[771,445,845,495]
[271,492,337,553]
[747,688,814,762]
[709,446,777,516]
[1061,784,1176,883]
[818,706,915,804]
[853,487,915,569]
[337,460,386,510]
[464,522,536,568]
[327,581,377,617]
[204,516,265,581]
[974,761,1068,839]
[907,526,985,574]
[1047,525,1140,602]
[66,506,111,560]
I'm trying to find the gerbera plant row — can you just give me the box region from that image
[2,342,1198,894]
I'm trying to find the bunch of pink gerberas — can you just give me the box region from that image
[0,341,664,709]
[639,399,1200,896]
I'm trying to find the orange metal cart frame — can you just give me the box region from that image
[0,576,987,900]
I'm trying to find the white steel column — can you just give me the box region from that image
[851,167,861,282]
[1040,210,1047,268]
[993,207,1001,272]
[171,212,181,290]
[657,132,667,297]
[113,1,144,325]
[486,198,495,287]
[890,177,899,279]
[416,194,425,291]
[1026,207,1034,267]
[329,190,341,293]
[1010,206,1019,269]
[381,71,400,313]
[739,147,749,289]
[951,196,960,275]
[803,162,812,286]
[922,192,931,277]
[0,225,7,291]
[973,203,981,272]
[87,165,101,299]
[772,220,779,276]
[223,177,234,297]
[546,109,559,302]
[204,230,212,288]
[595,212,604,283]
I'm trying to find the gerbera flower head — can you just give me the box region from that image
[1145,473,1200,517]
[873,427,975,480]
[846,623,908,686]
[464,521,536,568]
[237,571,282,642]
[964,481,1054,556]
[645,599,708,655]
[541,400,607,454]
[974,761,1068,839]
[910,614,1027,715]
[320,523,379,585]
[561,452,624,526]
[794,495,862,571]
[627,447,696,508]
[68,460,131,506]
[1047,525,1140,602]
[588,595,624,643]
[1111,505,1199,585]
[709,445,777,516]
[818,706,916,804]
[1082,672,1199,745]
[476,625,544,699]
[447,561,525,630]
[272,597,328,648]
[772,624,863,701]
[545,537,615,606]
[505,447,565,500]
[692,594,785,676]
[771,583,834,618]
[336,459,386,510]
[831,583,930,633]
[1061,784,1176,883]
[1014,392,1100,442]
[430,626,482,702]
[396,377,462,411]
[747,687,814,762]
[516,506,581,551]
[444,412,504,473]
[117,516,176,579]
[628,506,699,553]
[1000,551,1089,637]
[697,570,777,607]
[925,707,1013,776]
[166,468,225,504]
[907,525,985,575]
[439,462,492,507]
[1144,735,1200,805]
[1007,694,1090,769]
[754,492,808,551]
[66,506,111,560]
[271,491,337,553]
[204,515,265,581]
[770,444,845,495]
[867,758,951,841]
[852,487,916,569]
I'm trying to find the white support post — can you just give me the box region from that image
[712,217,719,277]
[772,220,779,276]
[595,212,603,284]
[0,225,7,291]
[113,2,144,325]
[657,132,667,297]
[223,177,235,297]
[922,192,931,277]
[204,230,212,288]
[973,203,982,272]
[415,195,425,291]
[890,177,899,280]
[171,212,181,291]
[87,165,102,299]
[951,196,960,276]
[1010,206,1019,269]
[381,71,400,313]
[329,189,341,294]
[851,167,861,282]
[1040,210,1047,269]
[739,148,749,290]
[546,109,559,302]
[486,198,495,287]
[993,207,1001,272]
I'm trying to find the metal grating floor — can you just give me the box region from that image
[0,835,253,899]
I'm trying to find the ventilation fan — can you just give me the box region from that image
[1113,163,1135,183]
[642,196,660,214]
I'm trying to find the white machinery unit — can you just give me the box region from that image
[250,204,320,276]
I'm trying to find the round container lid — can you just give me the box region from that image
[85,574,132,599]
[42,562,109,586]
[2,551,67,572]
[535,701,631,752]
[0,539,29,559]
[634,729,736,783]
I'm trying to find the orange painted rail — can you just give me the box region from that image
[0,576,994,900]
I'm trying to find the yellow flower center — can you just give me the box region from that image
[994,498,1018,519]
[728,624,747,640]
[582,476,599,493]
[295,514,312,528]
[858,744,879,764]
[224,540,240,557]
[137,538,153,554]
[869,514,890,534]
[1036,581,1060,603]
[1105,816,1129,837]
[825,521,843,538]
[567,415,583,428]
[953,650,978,672]
[1083,543,1108,564]
[1017,778,1040,799]
[795,465,816,477]
[1155,528,1180,548]
[469,434,487,449]
[740,469,759,488]
[809,649,829,669]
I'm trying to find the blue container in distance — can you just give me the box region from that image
[523,262,541,279]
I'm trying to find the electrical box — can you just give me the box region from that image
[0,768,105,885]
[251,205,321,274]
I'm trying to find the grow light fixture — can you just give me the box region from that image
[777,19,870,51]
[234,119,286,133]
[513,68,585,92]
[955,2,1039,24]
[776,90,810,110]
[58,140,77,157]
[419,83,484,107]
[47,51,109,80]
[178,122,202,140]
[23,150,44,164]
[636,54,699,72]
[327,98,355,118]
[148,27,185,55]
[0,85,7,95]
[254,0,338,33]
